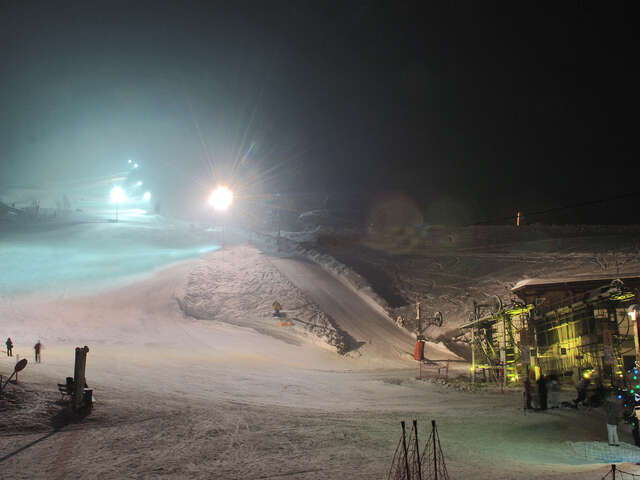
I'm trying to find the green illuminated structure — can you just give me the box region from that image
[464,276,640,386]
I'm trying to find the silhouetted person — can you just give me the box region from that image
[574,377,590,408]
[550,375,560,408]
[605,391,621,446]
[34,340,42,363]
[524,377,533,410]
[5,337,13,357]
[538,375,548,410]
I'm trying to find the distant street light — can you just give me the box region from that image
[110,186,126,222]
[208,185,233,247]
[208,185,233,211]
[143,191,151,201]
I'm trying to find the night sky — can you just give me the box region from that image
[0,1,637,223]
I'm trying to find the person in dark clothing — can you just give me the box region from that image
[524,377,533,410]
[550,375,560,408]
[574,377,590,408]
[5,337,13,357]
[34,340,42,363]
[605,391,621,446]
[538,375,548,410]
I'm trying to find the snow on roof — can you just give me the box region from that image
[511,273,640,292]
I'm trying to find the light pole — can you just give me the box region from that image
[628,304,640,365]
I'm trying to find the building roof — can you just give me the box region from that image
[511,273,640,293]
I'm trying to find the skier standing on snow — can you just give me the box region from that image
[605,391,621,446]
[5,337,13,357]
[34,340,42,363]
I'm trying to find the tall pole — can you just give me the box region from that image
[413,420,422,480]
[401,421,411,480]
[115,203,118,223]
[432,420,438,480]
[502,314,507,392]
[471,324,475,385]
[633,307,640,365]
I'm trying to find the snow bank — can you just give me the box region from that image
[247,231,397,325]
[177,245,350,354]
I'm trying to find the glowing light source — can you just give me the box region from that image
[208,185,233,211]
[110,186,126,223]
[133,163,139,169]
[143,191,151,201]
[136,181,143,187]
[128,159,132,164]
[110,186,126,203]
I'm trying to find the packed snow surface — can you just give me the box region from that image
[0,214,219,296]
[1,219,640,478]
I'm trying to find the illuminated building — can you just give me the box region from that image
[463,275,640,386]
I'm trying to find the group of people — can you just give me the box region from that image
[5,337,43,363]
[523,374,561,410]
[523,370,623,447]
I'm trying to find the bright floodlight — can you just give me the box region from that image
[133,163,139,169]
[143,191,151,201]
[110,186,126,203]
[128,159,132,164]
[208,185,233,211]
[136,181,143,187]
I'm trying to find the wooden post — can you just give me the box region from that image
[502,314,507,393]
[413,420,422,480]
[471,324,475,385]
[432,420,438,480]
[401,421,411,480]
[612,464,616,480]
[73,346,89,411]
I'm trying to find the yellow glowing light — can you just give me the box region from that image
[208,185,233,211]
[613,292,635,301]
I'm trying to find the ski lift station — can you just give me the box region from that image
[463,274,640,387]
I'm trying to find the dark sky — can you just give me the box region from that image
[0,1,638,223]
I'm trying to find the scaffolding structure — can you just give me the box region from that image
[463,279,639,387]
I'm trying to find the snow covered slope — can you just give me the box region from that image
[311,226,640,348]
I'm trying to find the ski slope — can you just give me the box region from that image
[270,255,460,367]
